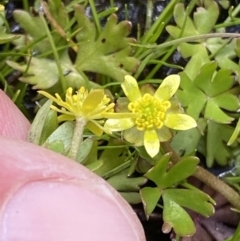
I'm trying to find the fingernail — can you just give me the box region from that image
[1,180,141,241]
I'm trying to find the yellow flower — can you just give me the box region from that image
[104,75,197,158]
[38,87,116,136]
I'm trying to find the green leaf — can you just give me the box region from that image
[86,160,103,172]
[74,5,139,82]
[13,10,51,53]
[0,32,20,44]
[42,121,74,154]
[194,61,218,94]
[162,187,215,237]
[177,72,206,120]
[76,137,94,164]
[196,67,234,97]
[44,140,65,154]
[228,118,240,146]
[140,187,161,219]
[178,63,238,124]
[83,139,99,165]
[7,58,59,89]
[162,192,196,237]
[213,93,239,111]
[13,5,68,53]
[206,38,240,76]
[107,169,147,192]
[145,154,199,189]
[39,109,58,145]
[171,118,207,156]
[160,156,199,188]
[28,99,53,144]
[94,138,128,176]
[144,153,171,187]
[48,0,68,31]
[180,45,210,80]
[204,98,234,124]
[163,189,215,217]
[7,51,90,90]
[206,121,233,167]
[119,192,142,204]
[193,0,219,34]
[166,1,219,79]
[167,3,198,38]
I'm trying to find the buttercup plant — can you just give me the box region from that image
[38,86,135,160]
[105,75,197,158]
[39,74,196,160]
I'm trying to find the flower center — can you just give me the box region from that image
[128,93,171,131]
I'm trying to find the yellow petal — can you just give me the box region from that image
[58,114,75,122]
[156,126,173,142]
[86,121,103,136]
[164,114,197,130]
[124,127,144,146]
[38,90,60,103]
[143,129,160,158]
[82,89,104,114]
[104,118,135,132]
[121,75,142,102]
[154,75,180,101]
[102,112,138,119]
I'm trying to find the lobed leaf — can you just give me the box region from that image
[74,5,139,82]
[166,1,222,79]
[163,189,215,217]
[144,153,171,187]
[162,187,215,237]
[7,58,59,89]
[119,192,142,204]
[145,154,199,189]
[13,10,51,53]
[206,38,240,76]
[177,72,206,120]
[206,121,234,167]
[193,0,219,34]
[171,118,207,156]
[107,169,147,192]
[204,98,235,124]
[140,187,161,219]
[162,193,196,237]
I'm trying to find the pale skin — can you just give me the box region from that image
[0,90,146,241]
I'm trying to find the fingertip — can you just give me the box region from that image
[0,90,30,140]
[0,137,146,241]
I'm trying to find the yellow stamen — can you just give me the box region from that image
[128,93,171,131]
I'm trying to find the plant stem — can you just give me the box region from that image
[145,0,153,33]
[88,0,101,35]
[68,117,86,160]
[40,13,67,92]
[161,142,240,210]
[133,33,240,50]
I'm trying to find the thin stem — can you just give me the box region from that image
[88,0,101,35]
[40,13,67,91]
[68,117,86,160]
[132,33,240,51]
[41,0,78,52]
[145,0,153,34]
[161,142,240,210]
